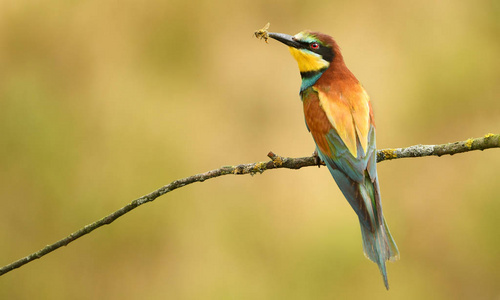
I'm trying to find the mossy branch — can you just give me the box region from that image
[0,133,498,276]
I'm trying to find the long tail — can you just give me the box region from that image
[317,144,399,289]
[359,217,399,289]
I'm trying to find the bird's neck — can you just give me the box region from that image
[299,68,327,92]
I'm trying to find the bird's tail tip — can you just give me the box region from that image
[380,261,390,290]
[368,249,390,290]
[360,218,399,290]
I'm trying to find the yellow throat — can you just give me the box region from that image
[288,47,329,73]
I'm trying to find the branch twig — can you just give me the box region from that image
[1,133,498,276]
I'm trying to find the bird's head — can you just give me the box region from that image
[268,30,340,90]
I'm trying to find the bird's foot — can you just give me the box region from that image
[312,150,322,168]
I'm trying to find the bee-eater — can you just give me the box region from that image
[266,30,399,289]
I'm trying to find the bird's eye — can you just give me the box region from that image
[310,42,320,50]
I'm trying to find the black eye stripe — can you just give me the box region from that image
[296,41,310,48]
[292,37,335,63]
[318,47,334,62]
[296,41,335,63]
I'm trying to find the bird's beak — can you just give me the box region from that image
[268,32,302,49]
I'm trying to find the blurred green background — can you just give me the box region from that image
[0,0,499,299]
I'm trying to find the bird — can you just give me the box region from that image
[266,30,400,289]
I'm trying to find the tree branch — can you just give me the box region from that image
[376,133,500,162]
[0,133,498,276]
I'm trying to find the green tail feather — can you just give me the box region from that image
[359,217,399,290]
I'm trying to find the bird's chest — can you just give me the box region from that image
[301,89,334,155]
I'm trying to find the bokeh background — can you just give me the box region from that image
[0,0,499,299]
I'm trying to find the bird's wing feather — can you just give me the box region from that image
[316,86,372,157]
[303,86,377,230]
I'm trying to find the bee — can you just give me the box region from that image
[254,22,270,43]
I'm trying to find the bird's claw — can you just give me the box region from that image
[312,150,322,168]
